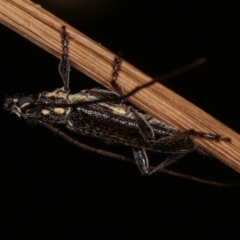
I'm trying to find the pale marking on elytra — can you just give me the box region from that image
[41,109,50,115]
[54,107,65,114]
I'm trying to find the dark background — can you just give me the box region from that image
[1,1,240,239]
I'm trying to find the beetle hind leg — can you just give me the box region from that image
[132,148,150,175]
[132,148,186,175]
[185,129,231,142]
[148,153,186,175]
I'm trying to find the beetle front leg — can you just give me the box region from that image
[58,26,70,93]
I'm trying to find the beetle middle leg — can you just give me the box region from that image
[108,54,187,175]
[110,52,124,96]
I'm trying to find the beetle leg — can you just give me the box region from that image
[131,107,156,144]
[153,133,195,153]
[184,129,231,142]
[110,53,124,96]
[83,89,120,102]
[132,148,150,175]
[149,154,186,175]
[132,148,186,176]
[58,26,70,93]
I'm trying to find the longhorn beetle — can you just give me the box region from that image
[4,26,231,175]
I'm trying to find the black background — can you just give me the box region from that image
[1,1,240,239]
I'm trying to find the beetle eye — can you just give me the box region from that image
[17,95,35,108]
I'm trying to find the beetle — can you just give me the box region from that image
[4,26,230,175]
